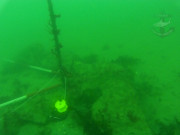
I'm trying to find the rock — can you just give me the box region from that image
[92,80,152,135]
[44,113,84,135]
[18,124,42,135]
[0,118,4,134]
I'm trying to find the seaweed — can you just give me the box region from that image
[113,55,140,69]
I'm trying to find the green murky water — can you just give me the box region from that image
[0,0,180,135]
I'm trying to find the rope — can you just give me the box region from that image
[64,77,67,100]
[0,70,60,121]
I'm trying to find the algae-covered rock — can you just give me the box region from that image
[18,124,42,135]
[0,118,4,135]
[66,56,153,135]
[90,62,152,135]
[92,79,152,135]
[44,113,84,135]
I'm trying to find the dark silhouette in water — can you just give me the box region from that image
[102,44,110,51]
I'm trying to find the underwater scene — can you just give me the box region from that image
[0,0,180,135]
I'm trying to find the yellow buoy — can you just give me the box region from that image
[55,99,68,113]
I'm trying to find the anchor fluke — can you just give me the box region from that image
[153,12,174,37]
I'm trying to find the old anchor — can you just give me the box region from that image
[153,13,174,37]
